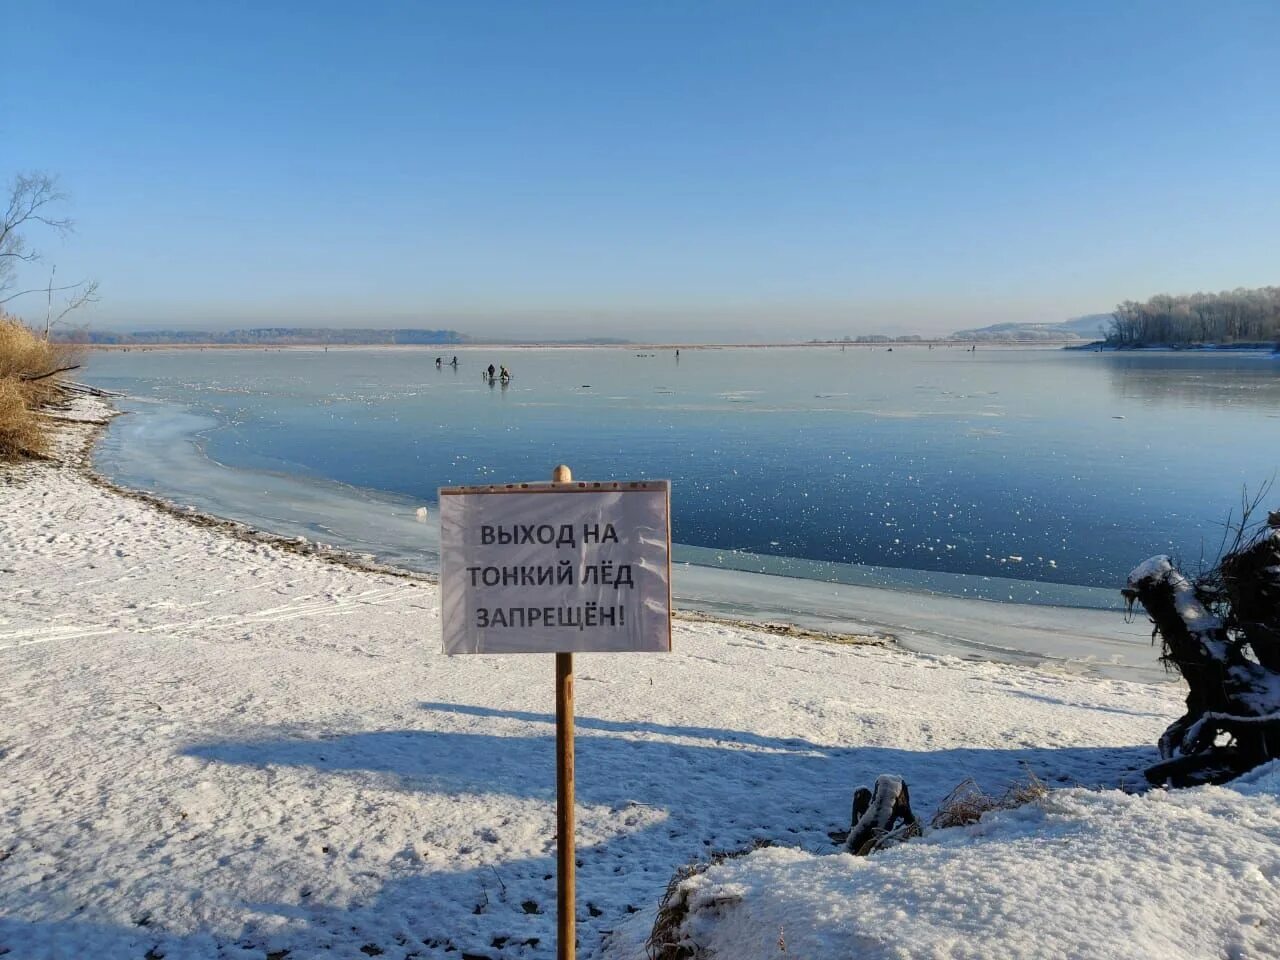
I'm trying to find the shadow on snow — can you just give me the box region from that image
[4,706,1158,960]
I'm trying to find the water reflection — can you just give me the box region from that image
[1107,353,1280,410]
[83,346,1280,591]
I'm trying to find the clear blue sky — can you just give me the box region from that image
[6,1,1278,340]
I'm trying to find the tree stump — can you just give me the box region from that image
[845,774,921,854]
[1123,518,1280,787]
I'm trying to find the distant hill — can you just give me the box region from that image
[1057,314,1113,338]
[82,327,470,345]
[79,328,638,346]
[481,337,634,345]
[950,313,1111,342]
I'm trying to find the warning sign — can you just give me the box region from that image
[438,480,672,654]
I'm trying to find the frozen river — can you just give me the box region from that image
[83,344,1280,680]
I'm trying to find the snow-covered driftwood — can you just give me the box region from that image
[1219,522,1280,672]
[845,774,921,854]
[1124,520,1280,787]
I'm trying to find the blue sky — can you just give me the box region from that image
[6,1,1278,339]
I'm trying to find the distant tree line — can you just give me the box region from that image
[77,327,471,345]
[811,334,926,343]
[1108,287,1280,347]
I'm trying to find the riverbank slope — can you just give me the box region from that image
[4,405,1265,960]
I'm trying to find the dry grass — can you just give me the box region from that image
[848,814,923,856]
[0,313,83,460]
[930,771,1049,829]
[0,378,44,460]
[646,840,772,960]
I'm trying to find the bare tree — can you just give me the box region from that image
[1109,286,1280,347]
[0,173,99,335]
[0,173,69,292]
[41,265,99,339]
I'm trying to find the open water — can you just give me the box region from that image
[85,345,1280,613]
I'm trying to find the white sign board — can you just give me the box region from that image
[439,480,672,654]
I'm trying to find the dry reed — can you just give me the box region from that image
[930,771,1049,829]
[646,840,772,960]
[0,313,83,460]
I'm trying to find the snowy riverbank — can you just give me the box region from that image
[2,402,1275,959]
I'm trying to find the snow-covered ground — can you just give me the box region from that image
[1,404,1272,960]
[604,761,1280,960]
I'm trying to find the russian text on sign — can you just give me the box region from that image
[439,482,671,654]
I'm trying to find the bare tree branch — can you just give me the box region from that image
[0,280,95,305]
[0,173,97,335]
[20,364,82,382]
[0,173,74,293]
[50,279,100,333]
[1,173,70,244]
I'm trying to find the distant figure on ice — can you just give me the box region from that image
[499,364,510,383]
[450,356,458,367]
[435,357,442,368]
[487,363,496,380]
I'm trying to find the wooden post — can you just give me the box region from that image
[551,464,575,960]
